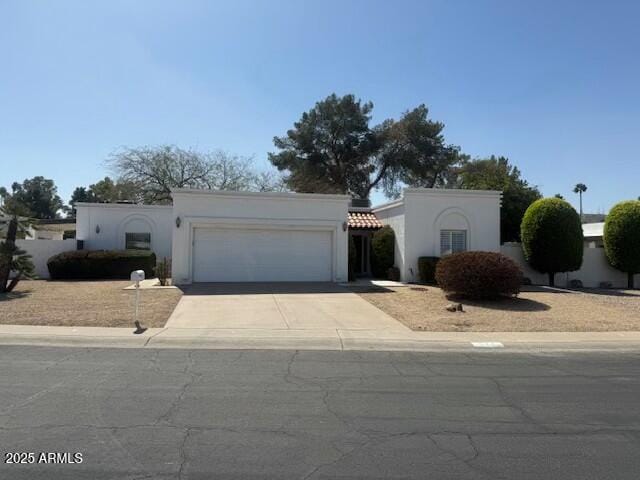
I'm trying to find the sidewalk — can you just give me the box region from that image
[2,324,640,352]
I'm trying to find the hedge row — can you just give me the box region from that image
[47,250,156,280]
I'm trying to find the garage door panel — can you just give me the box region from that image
[193,228,333,282]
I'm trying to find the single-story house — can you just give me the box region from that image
[74,188,501,285]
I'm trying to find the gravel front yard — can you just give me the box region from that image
[356,285,640,332]
[0,280,182,328]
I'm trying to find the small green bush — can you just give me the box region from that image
[387,266,400,282]
[418,256,439,284]
[435,251,523,299]
[371,225,395,278]
[47,250,156,280]
[156,257,172,286]
[604,200,640,288]
[520,198,583,286]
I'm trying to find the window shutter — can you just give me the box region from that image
[452,231,467,253]
[440,230,467,255]
[440,230,451,255]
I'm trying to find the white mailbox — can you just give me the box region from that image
[130,270,145,282]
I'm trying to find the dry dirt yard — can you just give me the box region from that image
[356,285,640,332]
[0,280,182,328]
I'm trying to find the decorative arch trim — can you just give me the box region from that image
[117,214,157,251]
[432,207,473,255]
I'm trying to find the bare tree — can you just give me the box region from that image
[108,146,268,203]
[206,151,255,191]
[252,171,288,192]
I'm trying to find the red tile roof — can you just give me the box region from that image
[348,211,383,229]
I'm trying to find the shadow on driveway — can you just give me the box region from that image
[179,282,356,296]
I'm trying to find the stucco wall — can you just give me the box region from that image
[16,239,77,279]
[374,189,501,282]
[501,243,639,288]
[171,190,350,284]
[75,203,173,260]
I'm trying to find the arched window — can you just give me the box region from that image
[434,208,471,256]
[118,215,155,251]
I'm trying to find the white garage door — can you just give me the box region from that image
[192,227,333,282]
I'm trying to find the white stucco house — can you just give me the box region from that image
[373,189,502,282]
[73,188,502,285]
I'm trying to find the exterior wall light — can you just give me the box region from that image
[95,225,100,234]
[175,216,181,228]
[342,221,348,232]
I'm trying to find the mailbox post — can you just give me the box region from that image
[130,270,145,333]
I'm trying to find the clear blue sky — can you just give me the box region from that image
[1,0,638,213]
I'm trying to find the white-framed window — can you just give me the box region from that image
[440,230,467,255]
[125,232,151,250]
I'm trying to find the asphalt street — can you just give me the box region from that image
[1,346,640,479]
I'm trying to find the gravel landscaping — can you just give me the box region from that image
[0,280,182,328]
[356,285,640,332]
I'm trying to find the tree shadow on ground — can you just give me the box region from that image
[0,290,31,301]
[522,285,640,298]
[446,293,551,312]
[573,288,640,298]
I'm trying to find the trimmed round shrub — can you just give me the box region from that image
[435,251,523,299]
[520,198,583,286]
[371,225,395,278]
[418,256,439,284]
[47,250,156,280]
[604,200,640,289]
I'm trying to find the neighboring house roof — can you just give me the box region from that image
[582,213,606,224]
[582,222,604,238]
[29,219,76,232]
[348,211,383,229]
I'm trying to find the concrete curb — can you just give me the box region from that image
[1,325,640,352]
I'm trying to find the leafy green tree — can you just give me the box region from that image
[377,105,462,197]
[269,94,459,199]
[520,198,583,286]
[603,200,640,289]
[456,156,541,242]
[68,177,140,216]
[88,177,138,203]
[269,94,377,197]
[0,195,35,293]
[8,177,64,219]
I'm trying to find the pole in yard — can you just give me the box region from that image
[130,270,147,334]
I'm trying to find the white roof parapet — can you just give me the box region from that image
[403,188,502,197]
[371,198,404,212]
[372,188,503,212]
[74,202,173,210]
[170,188,350,202]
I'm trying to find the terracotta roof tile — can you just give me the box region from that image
[348,211,383,229]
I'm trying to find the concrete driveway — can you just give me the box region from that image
[166,282,407,332]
